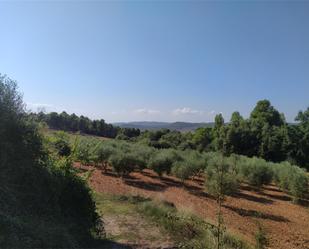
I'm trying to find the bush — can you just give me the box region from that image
[289,173,308,202]
[138,199,249,249]
[130,144,154,171]
[148,149,181,177]
[171,161,194,183]
[238,157,273,188]
[93,143,114,171]
[0,75,100,248]
[272,162,308,202]
[53,133,72,157]
[206,155,239,197]
[234,157,308,202]
[75,140,98,166]
[108,152,137,176]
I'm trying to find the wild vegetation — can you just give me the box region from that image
[95,193,251,249]
[35,100,309,171]
[30,111,140,139]
[2,74,309,248]
[0,75,102,248]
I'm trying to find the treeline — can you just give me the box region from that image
[34,99,309,170]
[195,100,309,170]
[30,111,140,139]
[131,100,309,170]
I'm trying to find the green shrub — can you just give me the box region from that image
[289,173,308,202]
[148,149,181,177]
[137,199,249,249]
[171,161,194,183]
[0,75,100,248]
[130,144,154,171]
[206,155,239,197]
[75,140,98,166]
[93,143,114,171]
[108,152,136,176]
[238,157,273,188]
[53,131,72,155]
[272,162,308,201]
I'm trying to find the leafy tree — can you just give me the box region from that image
[34,111,120,138]
[237,157,273,188]
[288,106,309,170]
[250,100,284,127]
[192,127,213,151]
[230,111,244,126]
[206,155,239,197]
[148,149,181,177]
[259,125,288,162]
[108,152,136,177]
[205,154,238,249]
[213,114,226,152]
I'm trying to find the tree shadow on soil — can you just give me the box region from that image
[183,183,215,200]
[297,199,309,207]
[262,185,284,193]
[101,170,119,178]
[232,192,273,204]
[123,178,167,192]
[142,171,215,200]
[259,192,291,202]
[223,205,290,222]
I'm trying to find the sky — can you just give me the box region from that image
[0,1,308,123]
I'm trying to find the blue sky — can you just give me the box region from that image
[0,1,308,123]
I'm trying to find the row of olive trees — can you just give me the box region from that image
[68,137,308,202]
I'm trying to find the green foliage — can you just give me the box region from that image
[93,143,114,170]
[172,150,206,182]
[148,149,181,176]
[250,100,284,127]
[75,139,100,166]
[272,162,308,202]
[237,157,273,188]
[32,111,120,138]
[172,161,194,182]
[53,131,72,157]
[206,154,239,198]
[137,198,250,249]
[289,173,308,202]
[60,129,308,202]
[108,152,137,176]
[31,99,309,170]
[0,75,100,248]
[130,144,154,171]
[192,127,213,151]
[255,223,267,249]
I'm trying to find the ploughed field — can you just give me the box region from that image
[76,164,309,249]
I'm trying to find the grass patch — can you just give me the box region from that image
[94,193,252,249]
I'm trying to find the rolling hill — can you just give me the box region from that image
[113,121,214,131]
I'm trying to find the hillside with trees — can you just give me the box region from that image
[2,74,308,249]
[35,101,309,170]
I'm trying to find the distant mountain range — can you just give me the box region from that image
[113,121,214,132]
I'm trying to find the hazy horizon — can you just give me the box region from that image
[1,1,308,123]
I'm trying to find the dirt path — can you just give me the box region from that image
[79,165,309,249]
[95,193,176,249]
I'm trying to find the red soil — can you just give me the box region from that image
[77,164,309,249]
